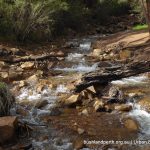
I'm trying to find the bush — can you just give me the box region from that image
[0,0,68,41]
[90,0,131,24]
[0,82,15,116]
[0,0,134,42]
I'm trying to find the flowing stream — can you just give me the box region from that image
[12,35,150,150]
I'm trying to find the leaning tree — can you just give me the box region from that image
[140,0,150,34]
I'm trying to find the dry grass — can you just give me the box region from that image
[0,82,15,116]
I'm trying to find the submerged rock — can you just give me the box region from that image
[124,118,139,131]
[0,116,18,144]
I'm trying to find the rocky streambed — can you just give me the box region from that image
[0,31,150,150]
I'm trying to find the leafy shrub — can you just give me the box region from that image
[0,0,134,42]
[0,0,68,41]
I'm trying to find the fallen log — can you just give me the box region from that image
[1,53,65,63]
[75,60,150,93]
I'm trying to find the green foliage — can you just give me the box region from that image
[91,0,130,24]
[0,0,68,41]
[0,82,6,89]
[0,0,133,42]
[133,24,148,30]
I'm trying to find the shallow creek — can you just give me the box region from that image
[10,35,150,150]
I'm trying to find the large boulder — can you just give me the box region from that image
[0,116,18,144]
[0,82,15,116]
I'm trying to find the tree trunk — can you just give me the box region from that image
[146,0,150,34]
[74,60,150,93]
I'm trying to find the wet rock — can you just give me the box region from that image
[0,72,9,79]
[36,84,45,93]
[10,48,20,55]
[107,86,124,103]
[18,80,28,88]
[21,62,34,69]
[92,48,104,56]
[103,54,112,60]
[86,86,96,94]
[93,99,105,112]
[124,118,139,131]
[119,50,132,60]
[115,104,132,112]
[64,94,81,106]
[104,104,113,112]
[138,97,150,112]
[77,128,85,135]
[73,137,85,150]
[0,61,8,69]
[81,109,89,116]
[81,90,94,101]
[16,107,29,116]
[8,70,23,80]
[49,107,62,116]
[0,116,18,144]
[48,62,57,69]
[26,74,39,84]
[128,92,144,99]
[34,99,48,109]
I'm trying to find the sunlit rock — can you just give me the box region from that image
[21,62,34,69]
[0,61,8,69]
[92,48,104,56]
[26,74,39,84]
[0,72,9,79]
[93,99,105,112]
[18,80,28,88]
[64,94,81,106]
[81,109,89,116]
